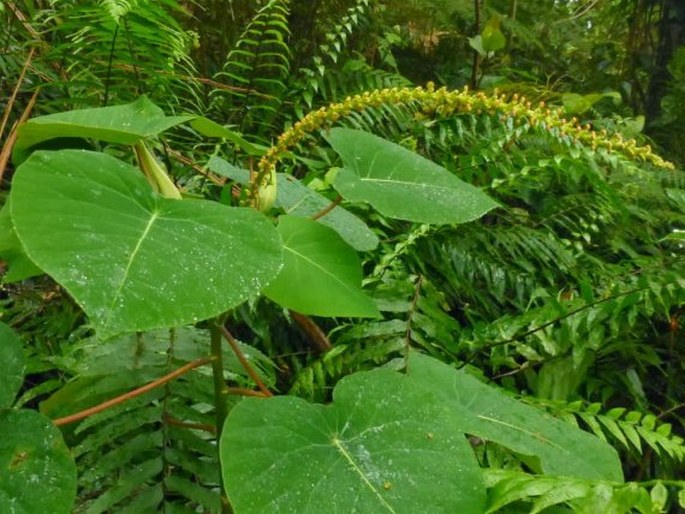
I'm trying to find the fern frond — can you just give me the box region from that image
[290,0,372,109]
[484,469,685,513]
[211,0,291,137]
[39,327,273,512]
[100,0,140,24]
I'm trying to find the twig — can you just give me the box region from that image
[459,286,649,369]
[0,89,39,183]
[290,310,333,353]
[6,2,69,82]
[226,387,269,398]
[0,47,34,141]
[166,147,225,186]
[53,357,213,426]
[163,414,216,434]
[220,325,273,397]
[470,0,482,89]
[111,62,272,98]
[311,195,343,220]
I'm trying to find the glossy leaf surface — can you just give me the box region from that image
[406,353,624,481]
[15,96,194,150]
[208,156,378,251]
[262,215,379,317]
[221,368,485,514]
[11,150,282,338]
[328,128,499,224]
[0,410,77,514]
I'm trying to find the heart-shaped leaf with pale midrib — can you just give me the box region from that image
[221,368,485,514]
[327,128,500,224]
[10,150,283,338]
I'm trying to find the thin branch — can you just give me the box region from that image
[290,310,332,353]
[0,88,39,184]
[470,0,482,89]
[107,62,274,98]
[6,1,69,82]
[163,414,216,434]
[226,387,270,398]
[166,148,226,186]
[311,195,343,220]
[552,0,600,25]
[460,286,649,369]
[220,325,273,397]
[0,47,34,141]
[53,357,214,426]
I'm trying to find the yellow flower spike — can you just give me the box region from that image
[249,85,673,199]
[134,141,182,199]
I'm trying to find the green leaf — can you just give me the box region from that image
[0,323,25,408]
[10,150,282,338]
[263,215,379,317]
[15,96,194,151]
[481,18,506,53]
[0,409,77,514]
[468,35,486,57]
[327,128,499,224]
[221,368,486,514]
[0,201,43,283]
[276,174,379,251]
[188,118,264,156]
[207,157,378,251]
[406,353,623,481]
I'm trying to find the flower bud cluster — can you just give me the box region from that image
[251,84,674,196]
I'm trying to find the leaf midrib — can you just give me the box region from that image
[103,210,160,331]
[284,244,361,297]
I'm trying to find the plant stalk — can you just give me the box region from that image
[210,320,233,514]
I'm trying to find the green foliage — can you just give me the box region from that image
[2,2,685,512]
[211,0,292,136]
[0,323,77,514]
[327,127,500,224]
[484,470,685,513]
[222,363,486,514]
[262,215,379,317]
[11,149,282,338]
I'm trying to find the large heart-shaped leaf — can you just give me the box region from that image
[10,150,282,338]
[327,128,499,224]
[406,353,623,481]
[0,323,25,408]
[221,368,485,514]
[207,156,378,251]
[0,409,77,514]
[262,215,379,317]
[15,96,195,151]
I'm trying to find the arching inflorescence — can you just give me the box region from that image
[251,83,674,205]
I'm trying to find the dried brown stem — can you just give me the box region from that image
[166,148,225,186]
[163,414,216,434]
[220,326,273,397]
[290,310,333,353]
[0,47,35,141]
[311,195,343,221]
[0,89,39,183]
[53,357,213,426]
